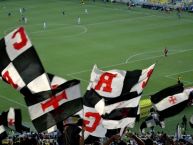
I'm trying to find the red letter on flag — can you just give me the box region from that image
[12,27,28,50]
[2,71,18,89]
[84,112,101,132]
[95,72,117,92]
[142,68,154,89]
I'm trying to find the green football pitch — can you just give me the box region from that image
[0,0,192,134]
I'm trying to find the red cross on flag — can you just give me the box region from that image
[168,96,177,104]
[26,73,82,132]
[151,83,190,119]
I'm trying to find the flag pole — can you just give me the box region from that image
[80,97,85,145]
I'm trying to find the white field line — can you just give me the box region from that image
[30,25,86,34]
[27,15,156,40]
[67,48,193,76]
[31,25,88,39]
[86,14,155,26]
[0,94,27,108]
[125,49,182,63]
[31,15,154,34]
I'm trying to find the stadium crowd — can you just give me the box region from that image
[1,128,193,145]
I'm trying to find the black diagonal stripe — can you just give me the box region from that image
[102,106,138,120]
[83,89,102,108]
[121,70,142,95]
[151,83,184,104]
[14,109,22,133]
[51,79,80,95]
[105,91,141,105]
[12,46,45,85]
[0,38,11,73]
[31,98,83,132]
[47,73,54,83]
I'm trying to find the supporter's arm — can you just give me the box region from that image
[79,136,84,145]
[127,133,145,145]
[103,134,121,145]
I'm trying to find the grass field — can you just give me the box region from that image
[0,0,193,134]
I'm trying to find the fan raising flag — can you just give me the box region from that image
[0,107,29,133]
[0,27,82,132]
[150,83,190,119]
[83,64,155,138]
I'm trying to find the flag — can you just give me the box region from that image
[150,83,189,119]
[190,115,193,128]
[140,112,164,133]
[0,27,50,93]
[0,27,82,132]
[21,73,82,132]
[0,107,29,133]
[83,64,155,138]
[0,125,7,141]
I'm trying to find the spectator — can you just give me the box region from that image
[85,8,88,14]
[182,115,187,131]
[77,16,81,25]
[177,76,182,84]
[43,21,47,29]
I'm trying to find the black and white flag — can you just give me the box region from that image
[0,107,29,133]
[150,83,189,119]
[83,64,155,138]
[24,73,82,132]
[0,27,50,93]
[0,27,82,132]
